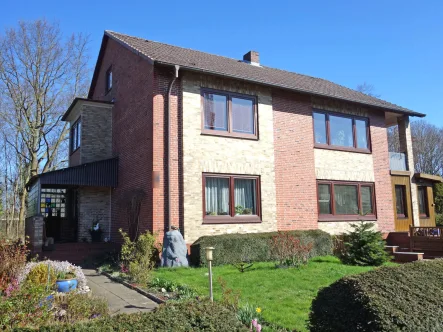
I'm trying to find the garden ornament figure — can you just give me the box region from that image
[161,225,189,267]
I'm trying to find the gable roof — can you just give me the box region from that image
[89,30,424,117]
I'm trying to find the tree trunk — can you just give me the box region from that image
[18,190,27,240]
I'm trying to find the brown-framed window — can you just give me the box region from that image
[70,119,81,153]
[417,186,429,218]
[395,184,408,218]
[106,66,112,93]
[202,173,261,224]
[317,181,376,220]
[201,88,258,139]
[313,110,370,153]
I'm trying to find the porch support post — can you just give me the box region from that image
[397,115,420,226]
[25,215,44,254]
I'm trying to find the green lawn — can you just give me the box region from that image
[152,256,390,331]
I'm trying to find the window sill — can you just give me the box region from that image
[419,216,430,219]
[203,216,262,224]
[70,147,80,156]
[201,130,258,141]
[314,144,371,154]
[318,215,377,222]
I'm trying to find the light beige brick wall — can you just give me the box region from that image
[77,187,111,242]
[318,221,377,234]
[81,105,113,164]
[315,149,375,182]
[398,116,420,225]
[182,72,277,243]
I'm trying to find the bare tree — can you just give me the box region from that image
[0,19,90,236]
[387,126,400,153]
[387,119,443,175]
[411,120,443,175]
[356,82,381,98]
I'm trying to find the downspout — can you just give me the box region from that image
[166,65,180,232]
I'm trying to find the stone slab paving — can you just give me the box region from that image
[83,269,157,315]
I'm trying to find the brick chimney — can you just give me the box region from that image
[243,51,260,65]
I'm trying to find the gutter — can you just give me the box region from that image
[166,65,180,232]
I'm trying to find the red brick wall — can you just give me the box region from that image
[272,91,318,230]
[370,111,395,232]
[91,38,154,242]
[152,67,182,242]
[89,38,394,240]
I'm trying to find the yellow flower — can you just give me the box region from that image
[256,307,262,313]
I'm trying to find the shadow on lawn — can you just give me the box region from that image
[309,257,342,264]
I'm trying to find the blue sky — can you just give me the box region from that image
[3,0,442,125]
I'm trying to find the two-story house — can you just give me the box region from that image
[26,30,439,256]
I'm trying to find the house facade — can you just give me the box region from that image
[26,30,438,249]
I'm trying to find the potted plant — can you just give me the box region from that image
[56,271,78,293]
[235,205,244,215]
[89,221,102,242]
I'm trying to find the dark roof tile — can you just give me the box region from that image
[104,30,424,117]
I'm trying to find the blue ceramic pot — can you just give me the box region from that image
[56,278,78,293]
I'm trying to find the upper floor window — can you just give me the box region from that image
[317,181,376,220]
[313,110,370,152]
[202,88,258,139]
[71,119,81,152]
[203,173,261,223]
[106,66,112,93]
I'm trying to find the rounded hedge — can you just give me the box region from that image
[309,259,443,332]
[190,230,333,267]
[25,299,247,331]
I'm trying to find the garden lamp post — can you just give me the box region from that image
[205,247,215,302]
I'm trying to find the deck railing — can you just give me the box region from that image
[409,226,443,252]
[389,152,408,171]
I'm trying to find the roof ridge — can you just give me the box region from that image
[106,30,245,63]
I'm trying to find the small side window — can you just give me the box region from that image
[106,66,112,93]
[71,119,81,152]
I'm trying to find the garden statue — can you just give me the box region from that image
[161,226,189,267]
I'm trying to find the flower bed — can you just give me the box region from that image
[0,258,108,330]
[18,260,88,293]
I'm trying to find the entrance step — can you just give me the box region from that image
[385,245,399,254]
[394,252,424,263]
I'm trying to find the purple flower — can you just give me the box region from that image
[5,278,19,297]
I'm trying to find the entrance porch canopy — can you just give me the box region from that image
[26,158,118,218]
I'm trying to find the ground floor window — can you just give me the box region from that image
[317,181,375,220]
[417,186,429,218]
[203,173,261,223]
[395,185,408,218]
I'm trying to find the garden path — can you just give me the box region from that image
[83,269,157,315]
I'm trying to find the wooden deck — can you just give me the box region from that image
[410,226,443,254]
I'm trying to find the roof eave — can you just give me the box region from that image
[61,98,114,121]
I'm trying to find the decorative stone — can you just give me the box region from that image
[161,226,189,267]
